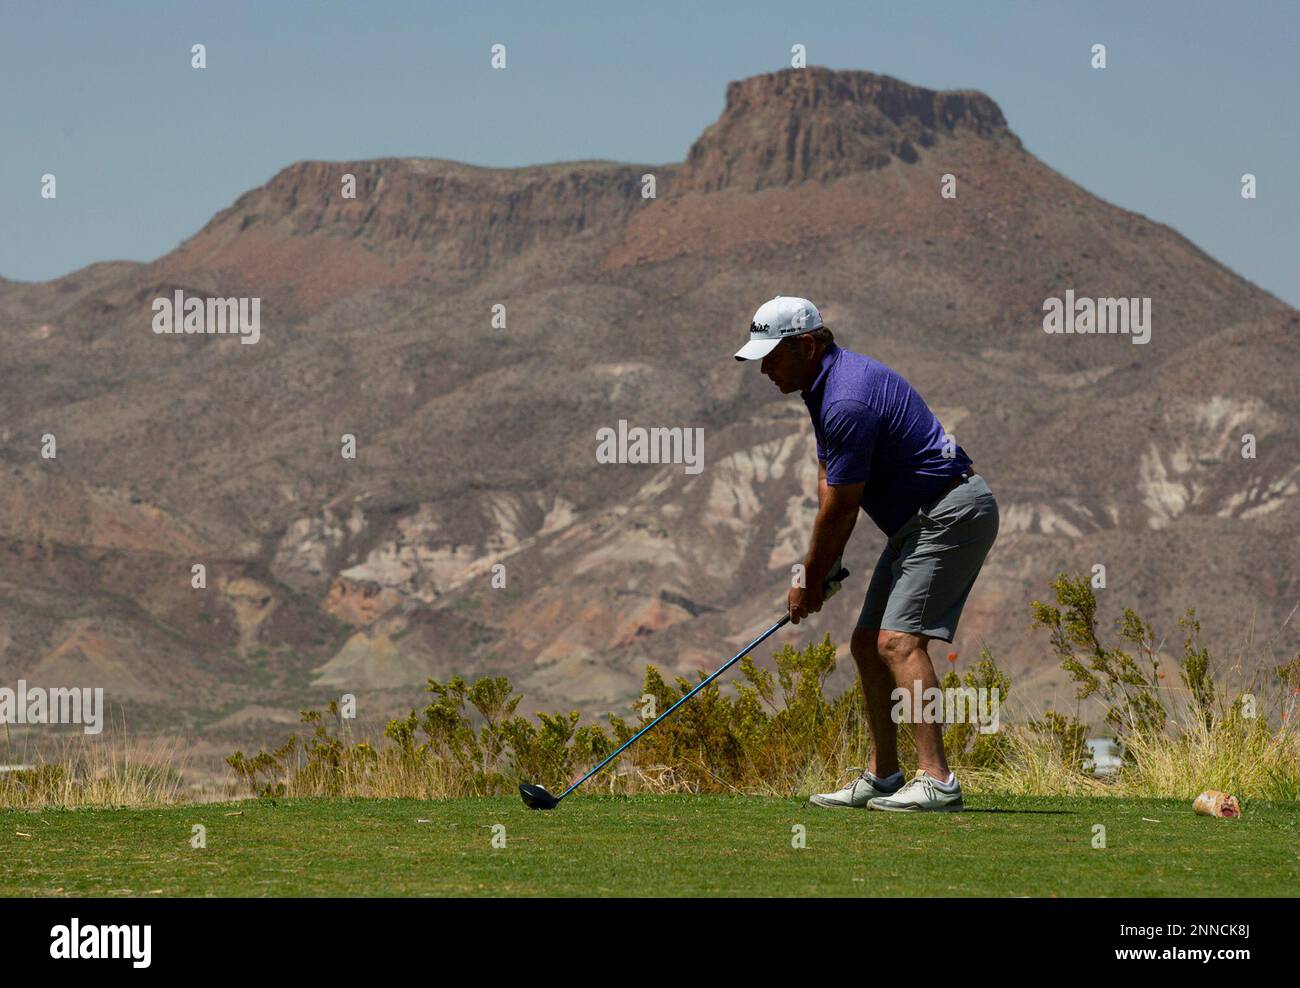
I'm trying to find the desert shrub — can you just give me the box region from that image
[940,647,1014,770]
[1120,699,1299,800]
[0,736,184,808]
[601,634,869,795]
[221,635,870,799]
[1032,574,1168,742]
[218,579,1299,802]
[11,576,1288,807]
[1026,710,1090,770]
[1015,573,1300,798]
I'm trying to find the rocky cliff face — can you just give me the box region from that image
[679,67,1017,192]
[154,158,655,316]
[0,68,1295,780]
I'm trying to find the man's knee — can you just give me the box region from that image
[876,629,926,668]
[851,626,882,666]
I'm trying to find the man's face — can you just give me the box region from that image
[759,336,816,393]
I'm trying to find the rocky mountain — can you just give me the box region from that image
[1,67,1295,779]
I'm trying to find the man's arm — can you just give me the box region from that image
[805,478,862,592]
[790,400,875,622]
[789,472,863,624]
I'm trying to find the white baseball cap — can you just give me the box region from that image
[733,296,823,361]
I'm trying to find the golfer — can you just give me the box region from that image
[735,296,998,812]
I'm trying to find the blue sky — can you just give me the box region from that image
[2,0,1296,306]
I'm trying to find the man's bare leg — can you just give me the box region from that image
[850,625,901,777]
[809,626,907,807]
[876,629,952,779]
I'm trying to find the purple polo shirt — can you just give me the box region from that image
[801,343,973,536]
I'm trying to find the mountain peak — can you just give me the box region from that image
[680,67,1017,193]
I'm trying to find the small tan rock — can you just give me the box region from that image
[1193,790,1241,818]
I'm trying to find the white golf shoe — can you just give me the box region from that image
[810,770,904,808]
[867,769,964,812]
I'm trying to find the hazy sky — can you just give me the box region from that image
[3,0,1296,306]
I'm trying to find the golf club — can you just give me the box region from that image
[519,566,849,810]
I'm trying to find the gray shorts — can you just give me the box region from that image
[857,474,999,643]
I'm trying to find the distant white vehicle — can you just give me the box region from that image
[1084,738,1124,776]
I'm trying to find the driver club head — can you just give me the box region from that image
[518,783,560,810]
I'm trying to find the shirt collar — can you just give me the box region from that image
[801,342,840,401]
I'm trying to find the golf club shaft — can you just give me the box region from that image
[557,614,792,801]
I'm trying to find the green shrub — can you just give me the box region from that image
[941,647,1013,770]
[1032,573,1167,741]
[210,576,1300,803]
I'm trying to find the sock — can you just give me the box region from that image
[867,770,904,792]
[928,771,958,791]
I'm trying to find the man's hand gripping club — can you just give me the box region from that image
[788,470,864,625]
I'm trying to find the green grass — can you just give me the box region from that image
[3,795,1297,897]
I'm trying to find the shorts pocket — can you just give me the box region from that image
[920,493,969,530]
[922,485,989,532]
